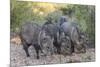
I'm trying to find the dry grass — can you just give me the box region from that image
[10,36,21,45]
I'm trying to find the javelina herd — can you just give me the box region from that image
[19,16,87,59]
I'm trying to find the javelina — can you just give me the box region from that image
[20,22,42,59]
[60,22,86,53]
[59,32,72,55]
[38,22,60,56]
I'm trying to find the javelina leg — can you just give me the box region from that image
[23,43,30,57]
[34,48,39,59]
[53,41,61,54]
[36,50,39,59]
[34,44,40,59]
[21,38,31,57]
[57,47,61,54]
[71,41,74,53]
[56,43,61,54]
[39,46,43,53]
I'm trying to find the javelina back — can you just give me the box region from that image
[19,22,42,59]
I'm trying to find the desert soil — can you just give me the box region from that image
[10,43,95,67]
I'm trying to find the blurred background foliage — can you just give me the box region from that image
[10,0,95,45]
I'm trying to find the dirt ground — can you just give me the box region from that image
[10,43,95,67]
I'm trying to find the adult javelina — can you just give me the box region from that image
[20,22,42,59]
[38,22,60,56]
[57,16,72,54]
[59,32,72,55]
[60,22,86,53]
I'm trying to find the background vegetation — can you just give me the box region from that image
[10,0,95,46]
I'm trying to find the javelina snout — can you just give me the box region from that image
[60,32,72,55]
[39,30,54,56]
